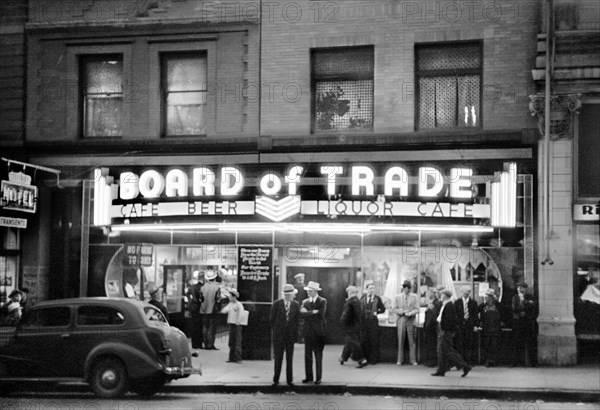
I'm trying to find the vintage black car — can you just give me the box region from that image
[0,297,198,398]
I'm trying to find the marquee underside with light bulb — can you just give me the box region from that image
[93,161,519,233]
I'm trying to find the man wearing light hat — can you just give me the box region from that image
[293,273,308,302]
[147,282,169,320]
[221,288,244,363]
[0,290,23,326]
[478,288,503,367]
[199,269,221,350]
[270,284,300,386]
[300,281,327,384]
[339,286,368,368]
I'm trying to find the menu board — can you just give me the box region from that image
[237,246,273,303]
[123,243,153,267]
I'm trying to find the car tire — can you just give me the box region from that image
[90,358,129,399]
[131,376,166,396]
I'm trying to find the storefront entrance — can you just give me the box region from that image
[287,266,354,344]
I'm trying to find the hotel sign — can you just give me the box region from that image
[573,203,599,221]
[93,163,517,227]
[1,172,38,214]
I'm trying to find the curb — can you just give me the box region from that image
[5,381,599,403]
[162,383,599,403]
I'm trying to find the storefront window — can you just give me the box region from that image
[0,228,20,306]
[575,224,600,337]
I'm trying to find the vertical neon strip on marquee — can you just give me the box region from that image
[491,162,517,228]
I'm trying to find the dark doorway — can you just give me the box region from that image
[287,266,354,344]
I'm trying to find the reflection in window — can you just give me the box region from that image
[21,307,71,328]
[144,306,167,323]
[416,42,482,129]
[81,56,123,137]
[77,305,125,326]
[312,47,374,132]
[162,54,207,136]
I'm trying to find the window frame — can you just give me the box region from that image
[66,42,133,140]
[148,40,217,138]
[160,51,208,138]
[311,45,375,134]
[19,306,72,330]
[415,40,484,131]
[574,101,600,201]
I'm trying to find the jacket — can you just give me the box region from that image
[301,295,327,339]
[199,281,221,315]
[340,296,363,332]
[454,297,479,328]
[270,298,300,344]
[439,301,457,332]
[360,294,386,320]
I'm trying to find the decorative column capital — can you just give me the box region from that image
[528,93,582,140]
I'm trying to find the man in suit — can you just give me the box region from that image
[360,282,386,364]
[392,280,420,365]
[432,289,472,377]
[422,288,443,367]
[186,270,204,349]
[453,285,479,366]
[300,281,327,384]
[511,282,538,367]
[199,270,221,350]
[339,286,368,368]
[270,283,300,386]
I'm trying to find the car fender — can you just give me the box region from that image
[84,342,162,380]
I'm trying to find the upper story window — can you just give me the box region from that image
[312,46,374,132]
[161,53,207,136]
[81,55,123,137]
[416,42,482,130]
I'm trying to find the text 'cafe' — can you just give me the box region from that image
[87,161,532,360]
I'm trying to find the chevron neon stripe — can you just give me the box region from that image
[255,195,301,222]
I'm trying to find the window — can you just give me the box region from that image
[77,306,125,326]
[161,53,207,136]
[80,55,123,137]
[21,307,71,328]
[577,104,600,198]
[416,42,482,129]
[144,306,167,323]
[312,46,374,132]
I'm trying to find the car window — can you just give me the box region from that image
[77,305,125,326]
[144,306,167,324]
[20,307,71,328]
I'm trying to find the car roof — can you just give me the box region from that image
[32,297,148,309]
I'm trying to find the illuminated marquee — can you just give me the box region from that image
[93,163,517,227]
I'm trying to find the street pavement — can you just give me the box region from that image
[168,333,600,403]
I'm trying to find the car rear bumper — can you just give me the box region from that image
[163,365,202,378]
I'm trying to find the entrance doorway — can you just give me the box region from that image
[287,266,355,344]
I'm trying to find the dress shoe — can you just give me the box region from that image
[302,379,313,384]
[356,359,368,368]
[431,372,445,376]
[339,357,345,365]
[461,365,472,377]
[287,382,294,387]
[412,362,418,366]
[396,361,402,366]
[314,380,321,385]
[271,381,279,386]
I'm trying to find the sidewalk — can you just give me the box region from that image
[168,334,600,402]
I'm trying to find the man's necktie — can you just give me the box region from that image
[368,296,372,305]
[464,300,469,320]
[285,302,290,321]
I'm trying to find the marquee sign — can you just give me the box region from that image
[1,172,38,214]
[93,163,517,227]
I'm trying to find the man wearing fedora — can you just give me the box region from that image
[300,281,327,384]
[270,284,301,386]
[392,280,420,365]
[478,288,503,367]
[340,286,368,368]
[432,289,472,377]
[200,269,221,350]
[511,282,537,367]
[147,282,169,319]
[360,282,386,364]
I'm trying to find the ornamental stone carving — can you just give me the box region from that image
[528,93,582,140]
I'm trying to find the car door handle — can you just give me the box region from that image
[61,334,70,338]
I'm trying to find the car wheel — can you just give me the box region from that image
[132,376,166,396]
[90,358,129,399]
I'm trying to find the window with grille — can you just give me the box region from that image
[416,42,482,130]
[162,53,207,136]
[312,46,374,132]
[81,55,123,137]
